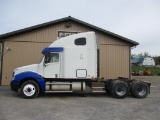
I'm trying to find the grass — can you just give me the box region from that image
[132,66,160,75]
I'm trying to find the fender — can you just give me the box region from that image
[12,72,45,93]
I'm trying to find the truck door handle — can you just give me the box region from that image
[80,54,83,59]
[55,74,58,78]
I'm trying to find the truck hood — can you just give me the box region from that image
[14,64,38,76]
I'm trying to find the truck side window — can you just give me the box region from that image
[50,53,59,63]
[75,38,86,45]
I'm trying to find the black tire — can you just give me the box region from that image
[20,80,40,99]
[130,80,137,94]
[111,80,129,99]
[131,81,149,98]
[105,80,112,93]
[105,88,110,93]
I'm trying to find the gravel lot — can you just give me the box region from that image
[0,76,160,120]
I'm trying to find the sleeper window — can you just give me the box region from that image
[75,38,86,45]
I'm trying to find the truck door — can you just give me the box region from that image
[43,52,61,78]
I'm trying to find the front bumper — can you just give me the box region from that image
[10,82,20,92]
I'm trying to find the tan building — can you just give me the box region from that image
[0,16,138,85]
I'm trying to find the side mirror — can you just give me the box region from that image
[44,52,51,64]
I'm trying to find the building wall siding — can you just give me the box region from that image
[1,21,130,85]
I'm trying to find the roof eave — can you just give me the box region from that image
[0,17,70,39]
[0,16,139,47]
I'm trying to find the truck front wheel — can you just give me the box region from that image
[111,80,129,99]
[20,80,40,99]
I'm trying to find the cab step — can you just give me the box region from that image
[91,82,105,87]
[92,87,105,89]
[92,91,106,93]
[45,83,72,85]
[45,91,73,93]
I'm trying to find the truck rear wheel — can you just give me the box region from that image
[131,81,149,98]
[111,80,129,99]
[20,80,39,99]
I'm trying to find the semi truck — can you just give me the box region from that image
[10,32,151,99]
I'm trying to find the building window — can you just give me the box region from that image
[75,38,86,45]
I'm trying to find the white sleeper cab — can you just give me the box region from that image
[11,32,151,99]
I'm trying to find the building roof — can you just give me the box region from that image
[131,56,153,64]
[0,16,139,46]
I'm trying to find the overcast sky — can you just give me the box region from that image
[0,0,160,56]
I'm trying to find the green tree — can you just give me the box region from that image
[153,56,160,65]
[132,51,150,58]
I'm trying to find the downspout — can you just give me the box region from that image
[0,42,3,85]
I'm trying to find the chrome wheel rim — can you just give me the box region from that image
[116,84,126,96]
[23,84,36,96]
[137,85,146,96]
